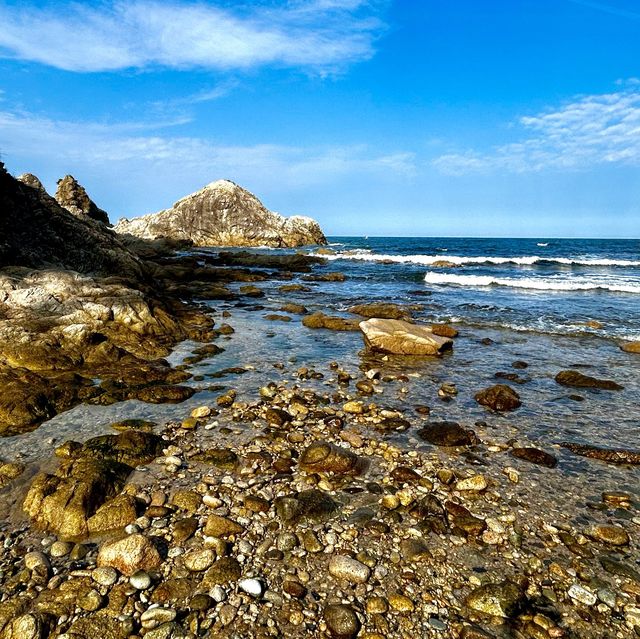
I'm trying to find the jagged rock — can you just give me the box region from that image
[474,384,521,411]
[55,175,110,225]
[1,164,139,275]
[115,179,326,248]
[555,370,623,390]
[97,534,162,576]
[359,318,453,355]
[23,431,163,538]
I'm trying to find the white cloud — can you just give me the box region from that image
[433,83,640,174]
[0,108,414,195]
[0,0,386,74]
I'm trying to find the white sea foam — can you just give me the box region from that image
[423,272,640,293]
[312,250,640,267]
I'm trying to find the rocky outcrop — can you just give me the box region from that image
[359,318,453,355]
[114,179,326,248]
[0,163,216,433]
[55,175,111,225]
[2,163,139,276]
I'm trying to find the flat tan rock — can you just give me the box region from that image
[359,318,453,356]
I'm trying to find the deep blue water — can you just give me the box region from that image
[313,237,640,340]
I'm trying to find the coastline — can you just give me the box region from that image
[0,243,638,639]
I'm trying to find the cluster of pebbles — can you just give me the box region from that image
[0,359,638,639]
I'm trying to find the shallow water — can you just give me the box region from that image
[2,239,639,521]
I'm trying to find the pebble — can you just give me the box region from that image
[129,570,152,590]
[49,541,73,558]
[328,554,371,584]
[24,551,51,572]
[183,548,216,572]
[92,566,118,586]
[324,604,361,639]
[455,474,488,492]
[140,607,177,629]
[587,524,630,546]
[239,578,265,597]
[388,593,415,612]
[568,583,597,606]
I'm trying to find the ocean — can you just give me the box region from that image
[314,236,640,341]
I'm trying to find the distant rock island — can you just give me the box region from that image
[115,179,327,248]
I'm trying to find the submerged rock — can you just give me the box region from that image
[348,302,411,320]
[299,441,362,475]
[620,341,640,354]
[555,370,623,390]
[418,422,479,447]
[474,384,521,411]
[115,179,326,248]
[302,312,360,331]
[560,442,640,465]
[510,447,558,468]
[359,318,453,356]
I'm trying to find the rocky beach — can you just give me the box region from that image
[0,161,639,639]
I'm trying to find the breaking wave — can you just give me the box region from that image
[423,272,640,294]
[313,250,640,267]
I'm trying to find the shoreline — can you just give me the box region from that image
[0,251,638,639]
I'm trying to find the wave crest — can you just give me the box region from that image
[423,272,640,294]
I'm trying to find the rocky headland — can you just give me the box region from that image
[115,180,327,248]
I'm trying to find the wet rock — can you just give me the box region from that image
[87,494,138,534]
[348,303,411,320]
[555,370,623,390]
[274,489,339,524]
[131,384,195,403]
[466,580,525,617]
[455,474,488,492]
[600,555,640,583]
[418,422,479,447]
[172,517,199,543]
[586,524,630,546]
[510,447,558,468]
[329,555,371,584]
[360,318,453,356]
[431,323,458,338]
[265,407,292,426]
[0,462,25,488]
[474,384,521,411]
[111,419,156,433]
[81,430,165,467]
[23,456,132,538]
[560,442,640,465]
[204,515,244,538]
[302,271,346,282]
[299,441,361,474]
[191,448,238,470]
[324,604,361,639]
[280,302,308,314]
[202,557,242,587]
[620,341,640,354]
[568,583,597,606]
[97,534,162,576]
[302,312,360,331]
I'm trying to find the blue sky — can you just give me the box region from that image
[0,0,639,237]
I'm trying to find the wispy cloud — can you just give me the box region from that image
[0,0,387,74]
[567,0,640,21]
[434,82,640,174]
[0,107,414,203]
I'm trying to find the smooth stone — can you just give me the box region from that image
[92,566,118,586]
[239,578,265,597]
[49,541,73,558]
[328,555,371,584]
[24,551,51,572]
[130,570,152,590]
[324,604,361,639]
[183,548,216,572]
[97,533,162,576]
[204,515,244,538]
[587,524,630,546]
[568,584,597,606]
[455,475,488,492]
